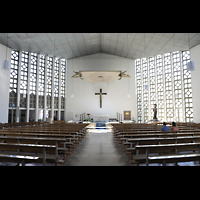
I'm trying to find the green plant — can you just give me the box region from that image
[85,118,91,122]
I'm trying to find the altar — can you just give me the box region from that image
[93,114,109,122]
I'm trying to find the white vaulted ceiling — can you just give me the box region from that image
[0,33,200,60]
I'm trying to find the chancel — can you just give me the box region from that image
[1,33,200,166]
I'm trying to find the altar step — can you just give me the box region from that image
[86,123,113,129]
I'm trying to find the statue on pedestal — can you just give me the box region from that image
[153,104,157,120]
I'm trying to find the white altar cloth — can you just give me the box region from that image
[93,114,109,122]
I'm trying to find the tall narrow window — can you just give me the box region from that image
[38,54,45,108]
[136,59,142,123]
[156,55,164,121]
[149,57,156,119]
[182,51,193,122]
[164,53,174,122]
[30,53,37,108]
[142,58,149,123]
[46,57,53,109]
[54,57,59,109]
[20,51,29,108]
[9,50,19,108]
[61,59,66,110]
[172,51,183,122]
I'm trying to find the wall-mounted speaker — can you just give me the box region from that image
[2,60,10,70]
[187,61,195,71]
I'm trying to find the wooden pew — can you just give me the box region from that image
[0,121,88,165]
[124,134,200,157]
[0,143,57,166]
[0,128,86,139]
[134,142,200,166]
[147,154,200,166]
[0,132,81,145]
[0,154,39,166]
[117,130,200,146]
[0,135,73,155]
[112,122,200,165]
[118,131,200,138]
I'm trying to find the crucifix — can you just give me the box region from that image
[95,88,107,108]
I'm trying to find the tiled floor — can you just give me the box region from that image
[64,130,131,166]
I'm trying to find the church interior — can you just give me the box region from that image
[0,33,200,166]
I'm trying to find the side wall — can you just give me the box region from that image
[190,44,200,123]
[0,43,11,123]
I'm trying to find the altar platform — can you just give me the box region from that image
[93,114,109,122]
[86,123,113,130]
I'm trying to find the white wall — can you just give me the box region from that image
[190,44,200,123]
[65,53,136,121]
[0,43,11,123]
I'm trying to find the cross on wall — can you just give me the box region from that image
[95,88,107,108]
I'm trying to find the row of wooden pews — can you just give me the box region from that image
[0,121,89,166]
[112,122,200,166]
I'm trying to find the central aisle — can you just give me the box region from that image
[64,130,131,166]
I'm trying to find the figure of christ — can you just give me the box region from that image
[95,88,107,108]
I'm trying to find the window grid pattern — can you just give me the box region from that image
[54,58,59,109]
[142,58,149,123]
[156,55,164,120]
[182,51,193,122]
[20,51,29,108]
[136,59,142,123]
[172,51,183,122]
[30,53,37,108]
[135,50,193,123]
[9,51,19,108]
[149,57,156,119]
[9,51,66,122]
[38,55,45,108]
[164,53,174,122]
[61,59,66,109]
[46,57,53,109]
